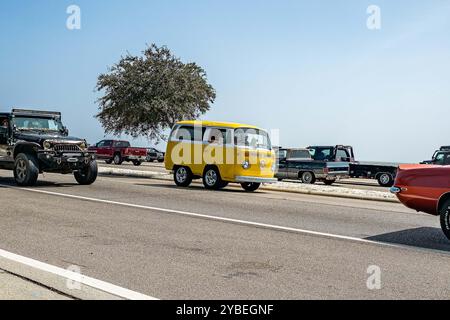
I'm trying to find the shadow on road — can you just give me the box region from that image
[135,183,270,194]
[366,227,450,252]
[0,177,77,188]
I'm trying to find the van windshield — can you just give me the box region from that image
[234,128,271,150]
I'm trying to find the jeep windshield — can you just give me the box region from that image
[12,116,63,132]
[234,128,271,150]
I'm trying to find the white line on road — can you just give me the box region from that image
[0,248,157,300]
[12,186,450,256]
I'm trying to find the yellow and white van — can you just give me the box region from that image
[165,121,277,191]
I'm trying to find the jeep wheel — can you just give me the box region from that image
[241,182,261,192]
[113,154,123,165]
[74,161,98,185]
[14,153,39,186]
[132,160,142,166]
[377,173,394,187]
[323,179,335,186]
[440,199,450,240]
[301,171,316,184]
[203,167,223,190]
[105,159,113,164]
[174,166,193,187]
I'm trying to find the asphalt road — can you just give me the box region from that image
[1,169,450,299]
[99,162,388,192]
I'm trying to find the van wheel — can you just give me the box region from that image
[377,173,394,187]
[440,199,450,240]
[241,183,261,192]
[203,167,223,190]
[174,166,192,187]
[301,172,316,184]
[74,161,98,185]
[14,153,39,186]
[113,153,123,165]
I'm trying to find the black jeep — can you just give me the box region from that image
[0,109,97,186]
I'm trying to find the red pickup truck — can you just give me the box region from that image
[89,140,147,166]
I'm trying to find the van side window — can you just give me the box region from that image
[174,125,205,142]
[204,128,230,145]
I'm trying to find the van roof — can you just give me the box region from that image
[176,120,260,129]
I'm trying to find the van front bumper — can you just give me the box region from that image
[235,176,278,184]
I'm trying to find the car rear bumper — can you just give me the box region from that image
[234,176,278,184]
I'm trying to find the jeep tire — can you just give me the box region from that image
[74,160,98,185]
[14,153,39,186]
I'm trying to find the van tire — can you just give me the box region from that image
[203,167,223,190]
[440,199,450,240]
[14,153,39,186]
[174,166,192,187]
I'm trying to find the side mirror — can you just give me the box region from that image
[62,126,69,136]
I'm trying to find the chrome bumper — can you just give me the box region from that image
[235,176,278,184]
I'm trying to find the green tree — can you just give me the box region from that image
[95,44,216,141]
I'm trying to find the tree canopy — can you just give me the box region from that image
[95,44,216,141]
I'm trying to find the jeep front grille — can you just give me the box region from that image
[54,144,81,153]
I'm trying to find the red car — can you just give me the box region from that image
[391,164,450,239]
[89,140,147,166]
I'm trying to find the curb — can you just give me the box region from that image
[98,167,399,203]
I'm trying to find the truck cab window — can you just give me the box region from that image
[336,149,349,161]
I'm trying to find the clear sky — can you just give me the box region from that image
[0,0,449,162]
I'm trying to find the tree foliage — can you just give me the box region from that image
[96,44,216,141]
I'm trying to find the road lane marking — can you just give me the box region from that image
[11,186,450,256]
[0,248,157,300]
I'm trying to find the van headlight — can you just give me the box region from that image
[43,141,52,150]
[242,160,251,170]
